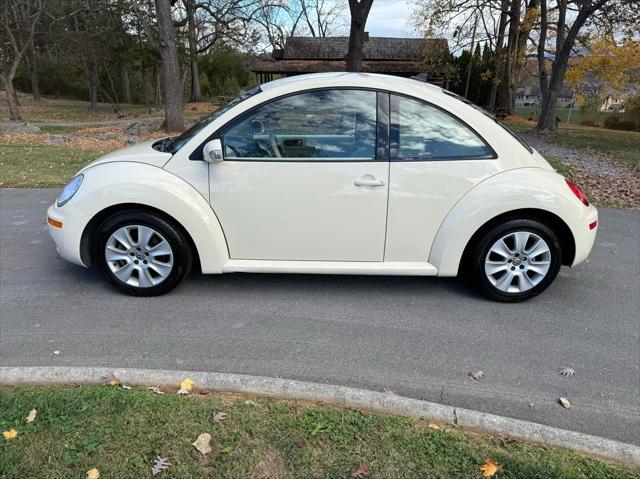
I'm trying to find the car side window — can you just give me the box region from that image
[219,89,377,161]
[390,95,494,160]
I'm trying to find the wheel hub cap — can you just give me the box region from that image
[105,225,174,288]
[484,231,551,293]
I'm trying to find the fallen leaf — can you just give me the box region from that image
[244,400,258,406]
[351,463,371,478]
[212,411,227,424]
[427,422,441,430]
[192,433,212,455]
[468,370,484,382]
[3,429,17,440]
[221,444,235,454]
[120,384,131,390]
[558,367,575,377]
[480,458,501,477]
[53,350,60,355]
[297,437,306,448]
[559,397,571,409]
[180,378,194,392]
[26,409,37,423]
[103,373,119,386]
[148,386,165,395]
[86,468,100,479]
[151,456,171,476]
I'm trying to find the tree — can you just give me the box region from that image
[0,0,43,120]
[566,38,639,103]
[345,0,374,72]
[534,0,634,130]
[155,0,184,130]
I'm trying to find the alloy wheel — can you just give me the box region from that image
[484,231,551,293]
[104,225,174,288]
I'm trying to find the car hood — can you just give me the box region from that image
[79,139,172,173]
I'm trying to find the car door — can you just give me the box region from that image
[384,94,501,262]
[209,89,389,262]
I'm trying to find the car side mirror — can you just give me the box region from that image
[203,138,223,163]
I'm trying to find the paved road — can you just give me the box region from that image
[1,189,639,444]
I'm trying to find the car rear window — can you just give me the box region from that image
[441,89,534,154]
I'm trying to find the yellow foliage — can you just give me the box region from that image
[3,429,18,440]
[567,39,640,93]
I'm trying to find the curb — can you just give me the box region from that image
[1,366,638,465]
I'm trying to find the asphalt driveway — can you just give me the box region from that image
[1,188,638,444]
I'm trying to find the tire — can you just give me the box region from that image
[468,219,562,302]
[95,211,192,296]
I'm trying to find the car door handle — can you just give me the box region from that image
[354,176,386,187]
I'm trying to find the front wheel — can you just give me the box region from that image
[468,219,562,302]
[95,211,192,296]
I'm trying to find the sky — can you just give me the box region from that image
[365,0,420,38]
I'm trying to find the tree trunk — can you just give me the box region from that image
[154,67,161,107]
[121,67,132,104]
[26,45,40,100]
[155,0,184,131]
[345,0,374,72]
[536,3,592,130]
[496,0,521,116]
[88,60,98,109]
[488,0,509,110]
[536,54,570,130]
[141,65,151,106]
[1,73,22,121]
[185,0,202,102]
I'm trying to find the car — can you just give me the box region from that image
[47,72,598,301]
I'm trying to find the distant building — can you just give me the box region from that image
[515,86,575,108]
[251,36,450,85]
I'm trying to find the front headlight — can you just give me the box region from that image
[57,174,84,207]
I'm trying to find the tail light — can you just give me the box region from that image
[565,179,589,207]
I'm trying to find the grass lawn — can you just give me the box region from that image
[1,385,638,479]
[0,145,104,187]
[503,118,640,169]
[514,106,615,126]
[1,95,218,124]
[542,126,640,169]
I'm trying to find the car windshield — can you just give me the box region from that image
[165,86,262,154]
[441,89,533,153]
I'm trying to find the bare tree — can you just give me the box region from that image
[345,0,374,72]
[155,0,184,130]
[255,0,344,51]
[0,0,43,120]
[535,0,617,131]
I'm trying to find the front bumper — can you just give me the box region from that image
[47,201,91,267]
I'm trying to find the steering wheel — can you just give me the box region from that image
[268,133,282,158]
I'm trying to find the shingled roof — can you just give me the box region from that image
[252,36,449,80]
[277,36,448,62]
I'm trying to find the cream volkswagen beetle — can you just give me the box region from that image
[47,72,598,301]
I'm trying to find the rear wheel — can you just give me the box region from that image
[96,211,192,296]
[468,219,562,302]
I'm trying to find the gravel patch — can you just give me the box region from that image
[521,133,639,209]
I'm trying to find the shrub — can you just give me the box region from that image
[603,115,639,132]
[579,119,599,127]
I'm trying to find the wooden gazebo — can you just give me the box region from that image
[251,36,450,85]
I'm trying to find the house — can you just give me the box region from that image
[250,36,450,85]
[515,86,575,108]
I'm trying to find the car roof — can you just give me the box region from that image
[260,72,443,96]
